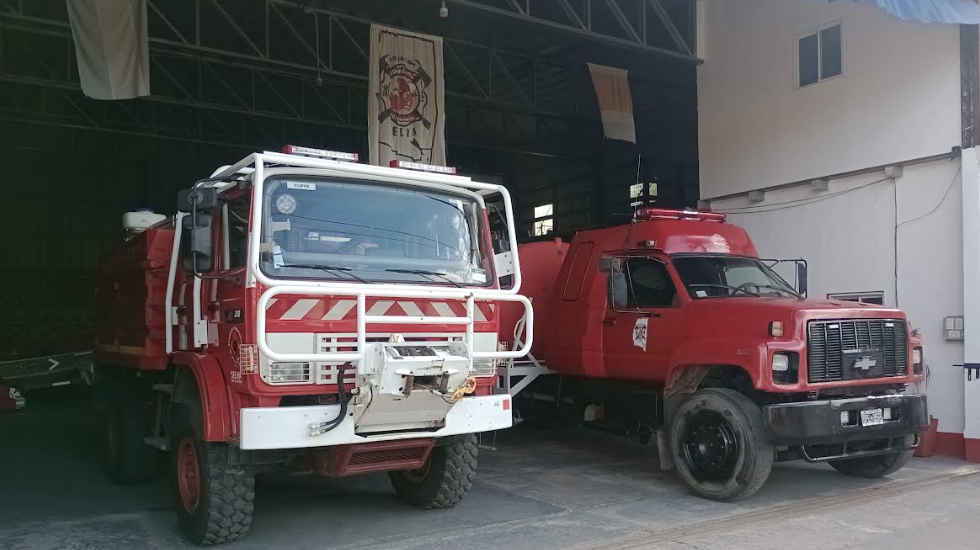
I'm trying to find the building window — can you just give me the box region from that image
[629,180,659,207]
[533,203,553,237]
[799,23,842,87]
[827,291,884,305]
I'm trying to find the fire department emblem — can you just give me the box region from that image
[228,327,242,365]
[377,55,432,129]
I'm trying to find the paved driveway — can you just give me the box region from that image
[2,389,977,550]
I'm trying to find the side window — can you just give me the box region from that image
[625,257,676,308]
[798,22,842,87]
[608,258,629,309]
[226,195,249,269]
[561,242,594,301]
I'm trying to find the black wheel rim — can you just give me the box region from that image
[681,410,740,483]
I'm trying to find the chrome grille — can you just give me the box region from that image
[806,319,907,383]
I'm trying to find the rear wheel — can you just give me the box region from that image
[171,416,254,545]
[102,399,156,483]
[389,434,478,509]
[669,388,774,501]
[829,448,913,478]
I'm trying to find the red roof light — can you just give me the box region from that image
[635,207,726,223]
[282,145,359,161]
[389,160,457,175]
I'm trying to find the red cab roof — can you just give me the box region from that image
[574,210,758,256]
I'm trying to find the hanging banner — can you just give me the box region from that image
[66,0,150,100]
[368,25,446,166]
[587,63,636,143]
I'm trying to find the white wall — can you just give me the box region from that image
[698,0,960,199]
[960,149,980,443]
[711,158,965,433]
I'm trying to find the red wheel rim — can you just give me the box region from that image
[177,437,201,513]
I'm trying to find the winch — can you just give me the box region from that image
[352,336,474,434]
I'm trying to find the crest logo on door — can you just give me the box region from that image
[632,318,648,351]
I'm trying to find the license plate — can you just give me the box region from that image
[860,408,884,427]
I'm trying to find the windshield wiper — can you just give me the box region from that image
[752,284,801,298]
[385,268,462,287]
[686,283,760,297]
[279,264,367,283]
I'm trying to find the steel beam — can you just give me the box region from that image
[0,5,619,120]
[604,0,641,44]
[0,0,699,148]
[556,0,587,30]
[448,0,700,63]
[647,0,692,55]
[207,0,265,58]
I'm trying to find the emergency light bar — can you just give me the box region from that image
[635,207,726,223]
[282,144,359,162]
[389,160,457,175]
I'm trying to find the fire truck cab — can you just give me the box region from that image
[504,207,927,501]
[95,147,532,545]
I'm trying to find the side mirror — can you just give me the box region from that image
[598,257,615,273]
[177,187,218,212]
[182,213,214,273]
[796,261,808,298]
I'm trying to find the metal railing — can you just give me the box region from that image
[257,285,533,363]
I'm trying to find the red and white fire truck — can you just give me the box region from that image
[502,207,927,501]
[95,147,532,544]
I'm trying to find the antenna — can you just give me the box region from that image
[635,153,642,188]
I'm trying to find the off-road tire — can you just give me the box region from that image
[828,449,913,478]
[171,421,254,545]
[102,399,156,484]
[389,434,479,509]
[670,388,774,501]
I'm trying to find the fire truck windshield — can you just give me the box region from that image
[259,176,493,286]
[672,254,799,299]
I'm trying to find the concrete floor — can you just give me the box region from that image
[2,388,979,550]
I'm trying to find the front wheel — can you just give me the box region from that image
[669,388,774,501]
[171,425,254,545]
[389,434,479,509]
[829,448,913,478]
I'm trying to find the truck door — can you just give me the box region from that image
[174,204,222,351]
[214,195,249,359]
[602,256,680,380]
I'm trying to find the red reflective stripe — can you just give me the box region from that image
[265,297,295,319]
[303,299,329,320]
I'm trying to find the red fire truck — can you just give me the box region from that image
[502,207,926,501]
[95,147,532,544]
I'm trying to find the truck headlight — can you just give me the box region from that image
[771,352,798,384]
[772,354,790,372]
[912,347,923,374]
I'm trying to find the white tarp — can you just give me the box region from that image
[587,63,636,144]
[66,0,150,100]
[368,24,446,166]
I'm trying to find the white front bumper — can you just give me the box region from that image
[239,394,512,450]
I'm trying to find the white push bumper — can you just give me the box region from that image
[239,394,512,450]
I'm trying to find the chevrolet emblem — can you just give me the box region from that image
[854,356,878,370]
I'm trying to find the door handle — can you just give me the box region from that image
[603,317,617,326]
